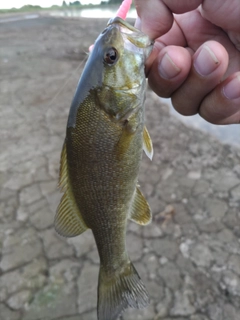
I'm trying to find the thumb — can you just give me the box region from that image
[134,0,173,39]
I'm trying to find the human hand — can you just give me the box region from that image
[134,0,240,124]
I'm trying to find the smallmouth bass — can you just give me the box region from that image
[55,17,153,320]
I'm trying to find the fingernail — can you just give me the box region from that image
[223,75,240,100]
[158,53,181,79]
[194,45,219,76]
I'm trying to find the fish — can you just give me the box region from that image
[54,16,153,320]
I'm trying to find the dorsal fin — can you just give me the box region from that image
[143,126,153,160]
[55,142,88,237]
[129,187,152,225]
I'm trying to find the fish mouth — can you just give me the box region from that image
[107,17,140,33]
[107,17,154,50]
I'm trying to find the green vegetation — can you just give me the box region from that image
[0,4,43,14]
[108,0,122,3]
[0,1,116,14]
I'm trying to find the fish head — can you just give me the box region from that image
[92,17,153,90]
[67,18,153,128]
[87,17,153,121]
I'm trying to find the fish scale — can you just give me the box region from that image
[55,17,154,320]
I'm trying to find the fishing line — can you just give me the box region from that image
[46,55,88,111]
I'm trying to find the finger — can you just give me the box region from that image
[171,41,229,115]
[174,11,239,77]
[201,0,240,32]
[147,45,192,98]
[134,0,173,39]
[134,0,203,40]
[159,19,187,47]
[200,72,240,124]
[145,19,189,77]
[162,0,202,13]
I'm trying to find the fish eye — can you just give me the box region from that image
[104,47,118,65]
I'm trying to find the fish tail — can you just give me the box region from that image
[97,261,149,320]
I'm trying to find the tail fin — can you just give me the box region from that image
[97,261,149,320]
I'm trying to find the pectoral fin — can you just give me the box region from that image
[129,187,152,225]
[143,126,153,160]
[55,142,88,237]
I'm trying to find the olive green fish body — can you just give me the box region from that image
[67,93,143,271]
[55,17,153,320]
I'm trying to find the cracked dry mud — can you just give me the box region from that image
[1,15,240,320]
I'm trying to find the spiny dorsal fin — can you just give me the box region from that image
[129,187,152,225]
[143,126,153,160]
[55,142,88,237]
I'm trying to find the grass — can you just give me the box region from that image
[0,3,121,15]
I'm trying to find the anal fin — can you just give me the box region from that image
[55,142,88,237]
[143,126,153,160]
[129,187,152,225]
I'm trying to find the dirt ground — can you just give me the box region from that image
[0,14,240,320]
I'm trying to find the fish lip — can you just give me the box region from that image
[107,17,154,51]
[107,17,137,32]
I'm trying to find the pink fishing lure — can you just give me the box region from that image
[89,0,132,52]
[116,0,132,20]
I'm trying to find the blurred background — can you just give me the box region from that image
[0,1,240,320]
